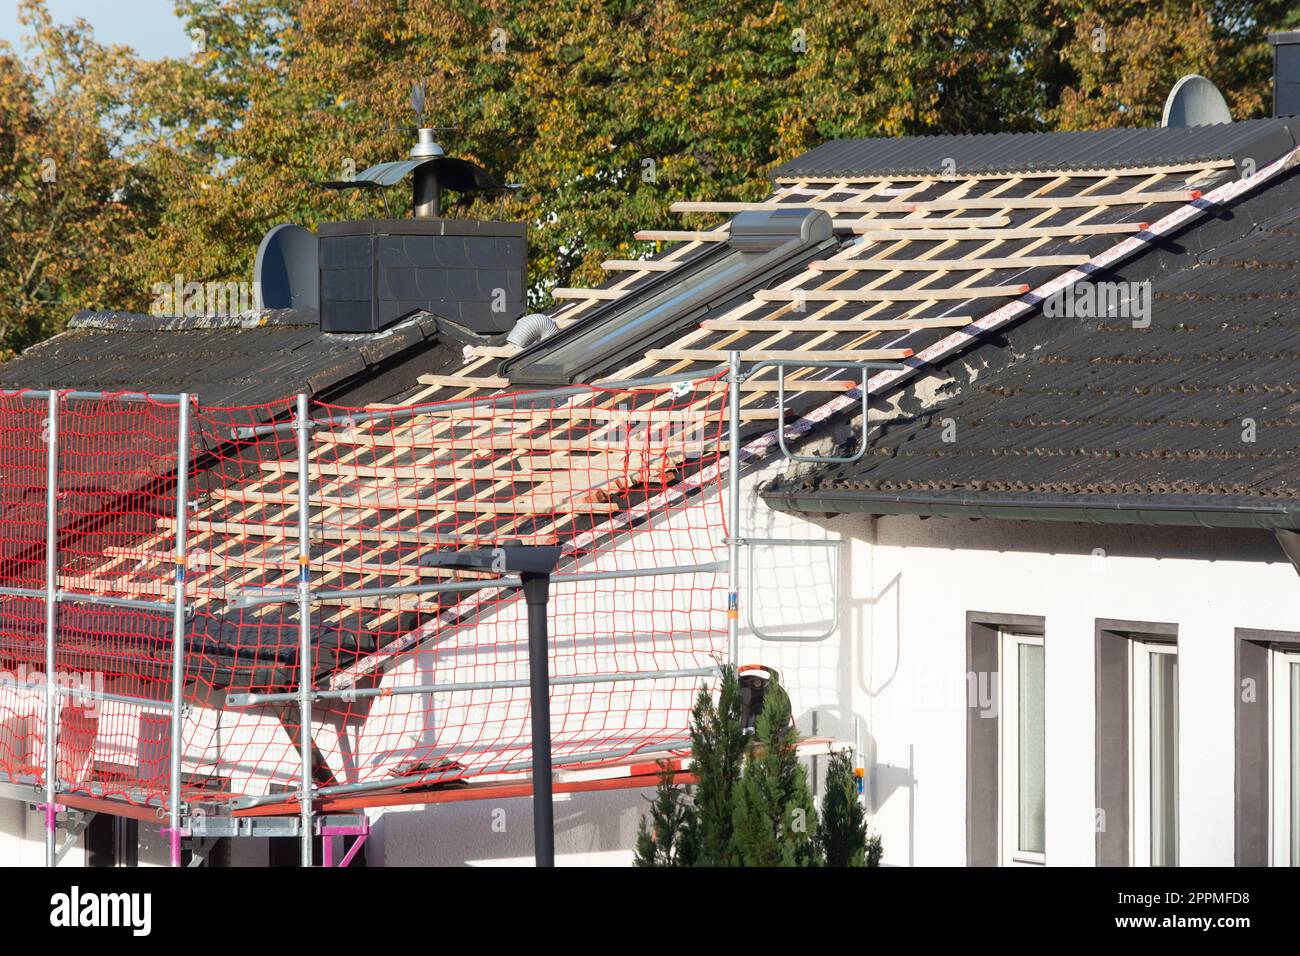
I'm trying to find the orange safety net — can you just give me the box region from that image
[0,375,730,811]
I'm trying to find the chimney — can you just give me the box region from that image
[318,217,526,334]
[1268,31,1300,118]
[261,127,526,335]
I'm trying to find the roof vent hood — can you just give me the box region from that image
[501,208,835,386]
[254,92,525,336]
[1270,31,1300,118]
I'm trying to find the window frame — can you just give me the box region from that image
[998,630,1046,866]
[966,611,1045,867]
[1270,648,1300,867]
[1130,639,1179,867]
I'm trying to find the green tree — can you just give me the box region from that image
[633,762,696,867]
[731,682,817,867]
[687,664,748,866]
[817,748,870,867]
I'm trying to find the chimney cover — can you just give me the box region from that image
[1268,31,1300,118]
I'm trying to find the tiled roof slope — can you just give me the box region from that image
[762,168,1300,530]
[770,118,1298,180]
[0,309,448,406]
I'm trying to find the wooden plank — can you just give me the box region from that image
[846,222,1147,239]
[646,348,912,363]
[261,461,549,481]
[552,288,627,300]
[103,547,462,581]
[755,284,1027,303]
[633,229,728,242]
[465,345,520,359]
[320,431,722,452]
[810,255,1089,271]
[674,191,1199,214]
[263,459,654,480]
[771,160,1233,184]
[210,487,624,515]
[831,215,1010,229]
[160,518,493,546]
[416,374,509,389]
[701,316,972,332]
[731,378,860,392]
[902,190,1199,211]
[601,259,679,272]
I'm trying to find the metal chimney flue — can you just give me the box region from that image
[410,128,445,218]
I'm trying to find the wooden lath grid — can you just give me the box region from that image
[62,162,1232,695]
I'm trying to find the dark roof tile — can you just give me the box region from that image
[771,118,1299,180]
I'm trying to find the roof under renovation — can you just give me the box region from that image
[6,114,1300,812]
[762,170,1300,529]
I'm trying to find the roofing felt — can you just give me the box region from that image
[769,117,1299,181]
[0,308,445,407]
[761,167,1300,529]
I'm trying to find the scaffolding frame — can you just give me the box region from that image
[6,352,892,867]
[6,369,729,867]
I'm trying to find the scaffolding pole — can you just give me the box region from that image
[167,394,191,867]
[296,393,313,867]
[42,390,58,867]
[727,351,741,665]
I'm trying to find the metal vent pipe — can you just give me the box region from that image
[410,128,444,218]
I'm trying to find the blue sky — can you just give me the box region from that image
[0,0,191,60]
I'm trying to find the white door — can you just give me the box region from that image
[1270,649,1300,866]
[999,631,1045,865]
[1131,641,1178,866]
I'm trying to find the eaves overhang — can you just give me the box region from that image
[761,488,1300,531]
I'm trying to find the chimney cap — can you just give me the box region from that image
[409,127,446,159]
[1267,30,1300,46]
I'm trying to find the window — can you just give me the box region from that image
[501,208,836,385]
[1131,641,1178,867]
[1233,629,1300,865]
[966,611,1045,867]
[1000,631,1045,865]
[1271,648,1300,866]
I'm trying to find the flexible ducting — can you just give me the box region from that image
[507,312,559,348]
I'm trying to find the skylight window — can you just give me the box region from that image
[502,208,836,386]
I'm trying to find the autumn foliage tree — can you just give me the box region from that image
[2,0,1298,355]
[0,1,160,355]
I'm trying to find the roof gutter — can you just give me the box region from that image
[761,488,1300,532]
